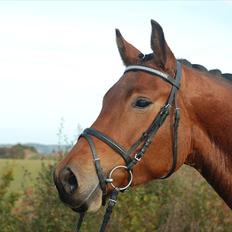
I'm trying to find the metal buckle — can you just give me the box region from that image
[109,198,117,204]
[134,153,141,161]
[108,165,133,191]
[164,103,171,111]
[105,178,113,183]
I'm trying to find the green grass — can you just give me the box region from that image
[0,159,232,231]
[0,159,54,192]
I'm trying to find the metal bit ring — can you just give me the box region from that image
[108,165,133,191]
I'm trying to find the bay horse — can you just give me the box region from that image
[54,20,232,230]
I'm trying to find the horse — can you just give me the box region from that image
[54,19,232,230]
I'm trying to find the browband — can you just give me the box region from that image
[124,65,180,89]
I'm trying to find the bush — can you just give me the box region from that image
[0,167,21,232]
[1,161,232,231]
[17,162,77,232]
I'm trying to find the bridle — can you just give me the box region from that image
[76,61,182,231]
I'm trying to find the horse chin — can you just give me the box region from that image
[72,187,102,213]
[86,188,102,212]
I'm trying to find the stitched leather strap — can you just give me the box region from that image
[125,65,180,88]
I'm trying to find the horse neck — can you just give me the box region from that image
[181,65,232,208]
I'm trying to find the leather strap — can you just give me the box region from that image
[83,128,132,165]
[125,65,180,88]
[76,212,85,232]
[99,189,119,232]
[81,132,107,195]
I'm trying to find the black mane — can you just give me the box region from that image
[178,59,232,82]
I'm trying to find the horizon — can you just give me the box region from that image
[0,1,231,144]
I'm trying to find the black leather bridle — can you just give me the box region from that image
[76,61,182,232]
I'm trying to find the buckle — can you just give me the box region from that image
[134,153,141,161]
[105,178,113,183]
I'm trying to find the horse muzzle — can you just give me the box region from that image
[53,166,102,212]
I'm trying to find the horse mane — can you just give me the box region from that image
[140,54,232,82]
[178,59,232,82]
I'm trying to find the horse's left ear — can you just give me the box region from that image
[150,20,176,75]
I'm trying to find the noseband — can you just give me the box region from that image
[76,62,182,231]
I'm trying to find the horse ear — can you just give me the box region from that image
[150,20,176,75]
[116,29,142,66]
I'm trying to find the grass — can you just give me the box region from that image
[0,159,54,192]
[0,158,232,231]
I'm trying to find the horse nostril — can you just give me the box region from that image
[60,167,78,195]
[68,171,78,193]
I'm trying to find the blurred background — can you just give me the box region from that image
[1,0,231,145]
[0,1,231,231]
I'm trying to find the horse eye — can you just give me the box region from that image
[134,98,152,108]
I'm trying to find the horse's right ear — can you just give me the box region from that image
[116,29,142,66]
[150,20,176,75]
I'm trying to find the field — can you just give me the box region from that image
[0,158,232,231]
[0,159,54,191]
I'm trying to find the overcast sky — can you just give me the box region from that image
[0,1,231,144]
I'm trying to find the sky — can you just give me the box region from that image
[0,1,231,145]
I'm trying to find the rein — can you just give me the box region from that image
[76,61,182,231]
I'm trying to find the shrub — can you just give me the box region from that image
[0,166,21,232]
[1,161,232,231]
[17,162,77,232]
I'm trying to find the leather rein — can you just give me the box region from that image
[76,61,182,231]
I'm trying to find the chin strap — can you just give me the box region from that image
[76,212,85,232]
[99,189,119,232]
[76,189,119,232]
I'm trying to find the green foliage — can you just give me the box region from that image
[18,162,77,232]
[0,162,232,231]
[0,167,21,232]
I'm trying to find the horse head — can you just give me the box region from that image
[53,20,192,213]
